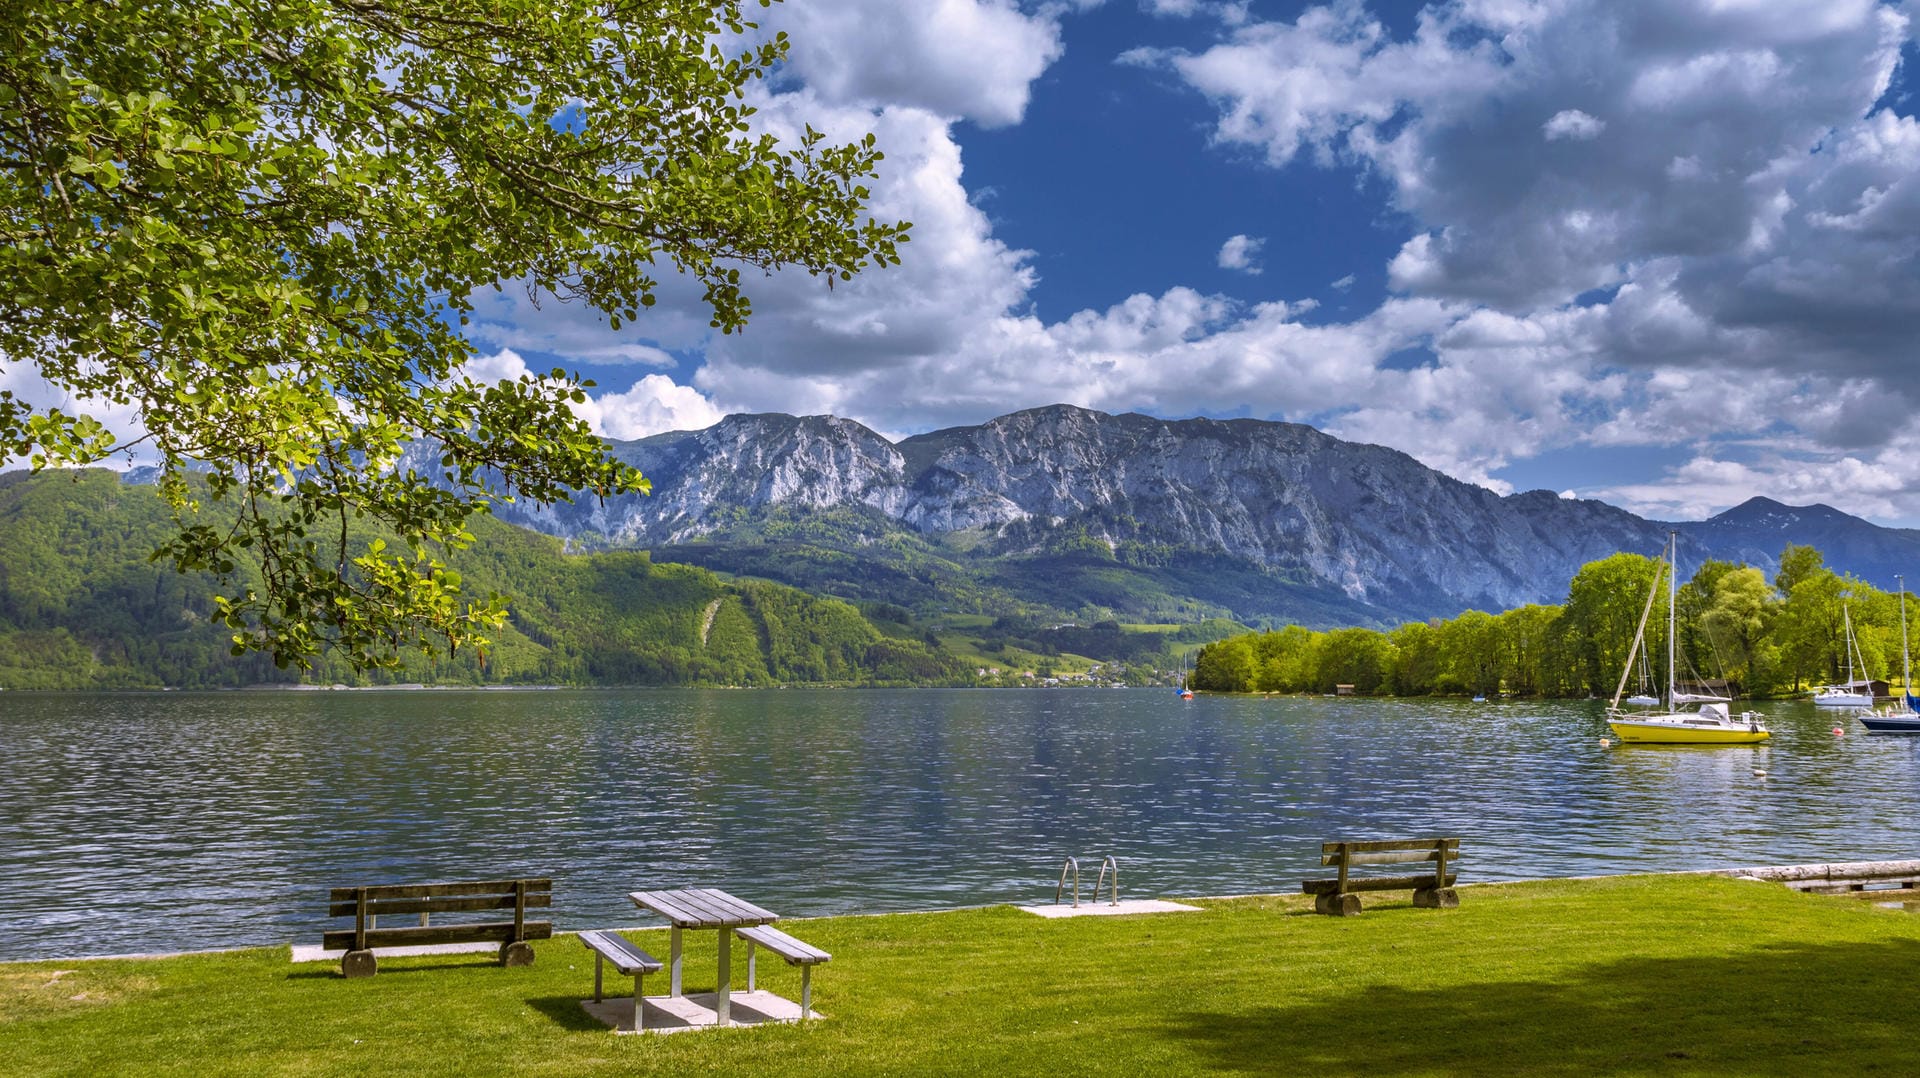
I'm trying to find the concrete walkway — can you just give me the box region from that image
[580,990,820,1034]
[1017,898,1203,918]
[290,941,499,963]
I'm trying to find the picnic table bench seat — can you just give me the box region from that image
[323,877,552,977]
[738,923,831,1020]
[1303,838,1460,916]
[579,930,664,1032]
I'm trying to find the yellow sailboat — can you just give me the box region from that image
[1606,534,1769,745]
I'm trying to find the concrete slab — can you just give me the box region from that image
[1016,898,1205,918]
[579,990,821,1034]
[289,941,500,964]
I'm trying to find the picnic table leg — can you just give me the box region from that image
[669,926,683,997]
[716,927,732,1025]
[633,970,646,1033]
[746,937,757,991]
[800,965,813,1021]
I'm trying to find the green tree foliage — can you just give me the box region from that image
[1192,634,1255,692]
[1314,627,1392,694]
[1562,553,1663,697]
[1190,542,1912,701]
[0,1,906,671]
[1774,544,1825,598]
[1435,610,1504,696]
[1773,569,1845,689]
[1699,567,1777,695]
[1387,622,1440,695]
[1252,624,1317,692]
[1499,604,1562,697]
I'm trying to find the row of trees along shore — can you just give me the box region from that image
[1191,544,1908,699]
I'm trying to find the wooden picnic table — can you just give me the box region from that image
[628,888,778,1025]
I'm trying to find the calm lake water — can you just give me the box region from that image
[1,688,1916,961]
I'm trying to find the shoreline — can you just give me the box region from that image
[11,858,1915,967]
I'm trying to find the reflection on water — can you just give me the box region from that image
[0,689,1916,960]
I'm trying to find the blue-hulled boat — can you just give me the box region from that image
[1861,575,1920,733]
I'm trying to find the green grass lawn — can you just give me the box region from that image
[7,876,1919,1076]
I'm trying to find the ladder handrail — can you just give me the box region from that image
[1054,857,1081,906]
[1054,855,1122,907]
[1093,855,1119,906]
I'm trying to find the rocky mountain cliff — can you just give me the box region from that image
[446,404,1920,625]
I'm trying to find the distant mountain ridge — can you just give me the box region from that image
[432,404,1920,625]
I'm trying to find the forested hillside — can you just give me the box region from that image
[0,471,965,689]
[1190,545,1906,700]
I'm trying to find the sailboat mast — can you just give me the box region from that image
[1612,548,1663,709]
[1843,605,1857,687]
[1901,575,1910,693]
[1667,532,1677,706]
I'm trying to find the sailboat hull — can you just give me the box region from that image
[1812,692,1874,708]
[1859,713,1920,733]
[1607,716,1770,744]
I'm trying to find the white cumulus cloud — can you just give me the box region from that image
[763,0,1065,127]
[1542,108,1606,140]
[1217,234,1265,273]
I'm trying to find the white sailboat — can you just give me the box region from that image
[1811,604,1875,708]
[1861,575,1920,733]
[1606,535,1769,745]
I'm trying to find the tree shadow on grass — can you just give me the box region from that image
[1160,939,1920,1075]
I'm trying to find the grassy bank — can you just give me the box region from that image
[6,876,1919,1076]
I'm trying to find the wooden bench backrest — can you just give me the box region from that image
[325,879,554,917]
[326,878,553,953]
[1319,839,1459,866]
[1321,839,1460,892]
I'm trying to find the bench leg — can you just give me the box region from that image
[341,950,377,978]
[747,939,757,991]
[1314,893,1362,916]
[800,965,812,1021]
[593,952,604,1003]
[1413,887,1460,909]
[669,926,682,997]
[716,927,732,1026]
[633,971,645,1033]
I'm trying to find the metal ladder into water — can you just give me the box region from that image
[1054,855,1119,908]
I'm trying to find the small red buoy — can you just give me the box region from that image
[1833,726,1845,737]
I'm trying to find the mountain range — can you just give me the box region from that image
[439,404,1920,627]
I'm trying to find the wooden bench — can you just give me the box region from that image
[323,877,553,977]
[738,924,831,1020]
[1302,838,1460,916]
[579,930,664,1032]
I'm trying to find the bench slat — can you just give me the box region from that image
[579,931,663,975]
[630,890,717,926]
[328,879,553,902]
[1302,872,1457,896]
[1319,839,1458,855]
[322,920,553,950]
[326,894,555,917]
[738,924,831,964]
[670,890,737,924]
[690,888,778,924]
[1320,849,1465,867]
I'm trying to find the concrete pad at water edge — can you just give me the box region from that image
[289,941,500,963]
[580,991,822,1034]
[1017,899,1205,918]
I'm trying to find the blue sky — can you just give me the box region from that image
[456,0,1920,527]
